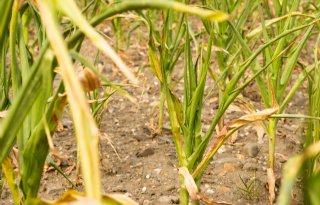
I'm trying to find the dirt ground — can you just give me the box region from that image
[1,20,309,205]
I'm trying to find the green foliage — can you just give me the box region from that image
[305,172,320,204]
[1,0,320,204]
[0,0,228,204]
[238,175,259,200]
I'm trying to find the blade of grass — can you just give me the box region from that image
[37,0,101,199]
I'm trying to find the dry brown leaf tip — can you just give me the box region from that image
[78,68,101,92]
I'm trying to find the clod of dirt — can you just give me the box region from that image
[223,163,237,172]
[157,195,179,204]
[164,185,176,192]
[213,157,243,167]
[218,145,227,154]
[1,190,10,199]
[243,162,259,171]
[244,143,259,157]
[216,185,231,193]
[48,188,65,195]
[136,147,155,157]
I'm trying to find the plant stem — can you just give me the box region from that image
[158,85,165,131]
[268,118,277,169]
[179,176,189,205]
[267,117,278,203]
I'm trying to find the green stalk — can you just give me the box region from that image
[0,36,9,110]
[158,86,165,130]
[268,119,277,169]
[0,0,13,109]
[165,84,188,204]
[0,0,14,43]
[38,0,101,199]
[17,12,32,175]
[185,24,195,158]
[179,174,189,205]
[9,0,21,97]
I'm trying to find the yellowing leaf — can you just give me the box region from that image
[193,107,278,178]
[31,190,138,205]
[179,167,198,201]
[227,107,278,129]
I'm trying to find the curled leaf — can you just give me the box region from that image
[78,68,101,92]
[228,98,267,143]
[227,107,278,129]
[31,190,139,205]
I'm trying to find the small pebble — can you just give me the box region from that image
[141,186,147,193]
[218,145,226,154]
[206,189,215,194]
[124,192,132,198]
[154,168,162,175]
[142,200,152,205]
[157,195,179,204]
[243,162,259,171]
[244,143,259,157]
[165,185,176,192]
[48,188,65,195]
[136,147,155,157]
